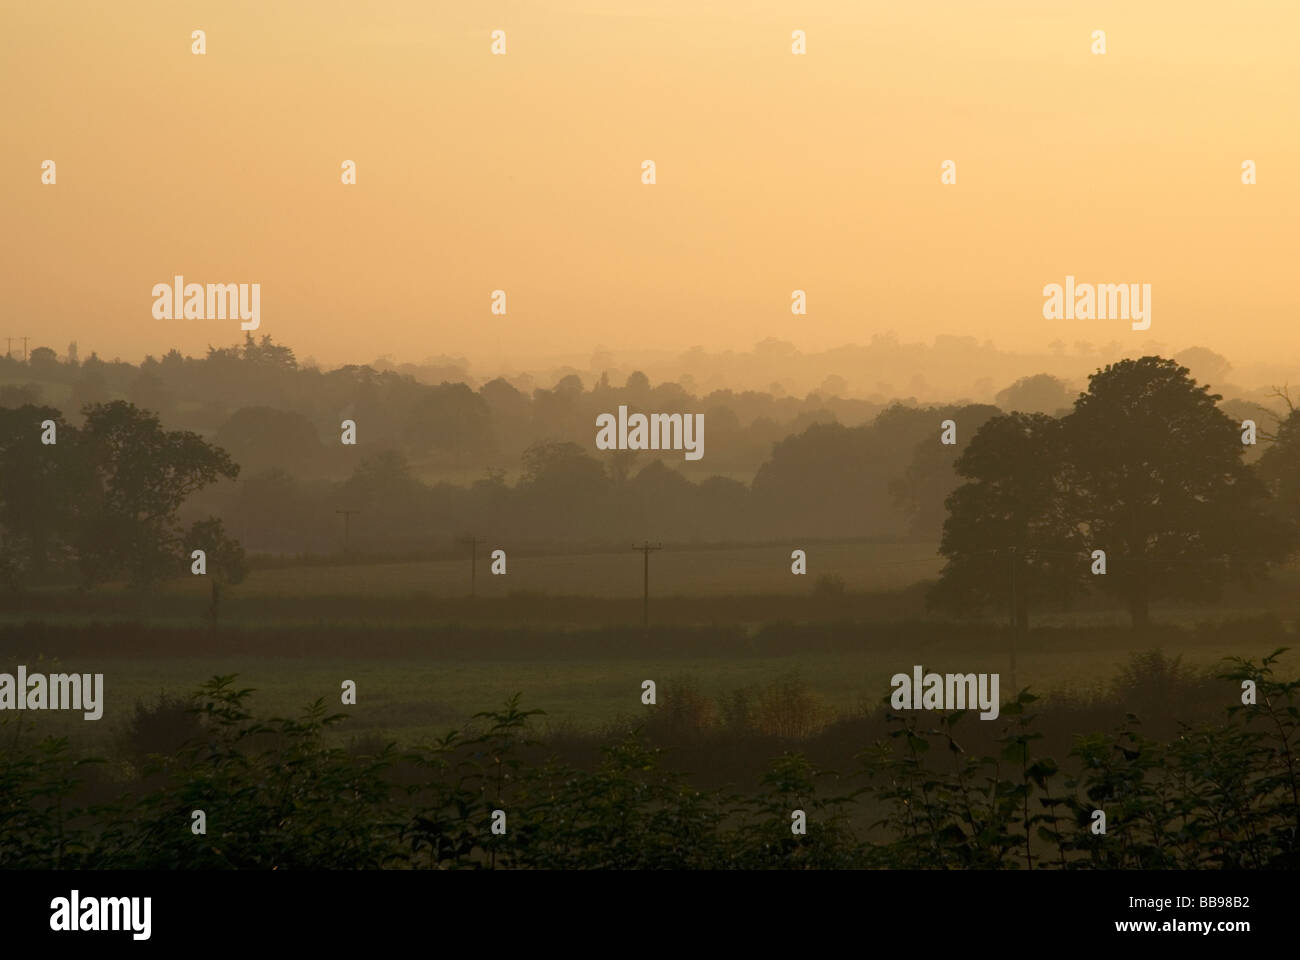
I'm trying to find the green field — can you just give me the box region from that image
[10,618,1285,754]
[7,540,1299,758]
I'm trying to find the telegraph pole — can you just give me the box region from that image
[458,535,486,598]
[20,337,29,363]
[336,509,359,557]
[4,338,12,359]
[633,541,663,628]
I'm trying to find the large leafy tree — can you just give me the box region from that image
[995,373,1072,415]
[0,406,80,585]
[890,403,1001,539]
[75,401,239,587]
[518,440,610,538]
[1256,391,1300,530]
[929,412,1081,629]
[214,406,325,475]
[1064,357,1293,626]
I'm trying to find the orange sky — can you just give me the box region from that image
[4,0,1297,371]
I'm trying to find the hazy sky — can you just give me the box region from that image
[4,1,1297,370]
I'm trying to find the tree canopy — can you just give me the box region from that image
[932,357,1295,628]
[0,401,238,589]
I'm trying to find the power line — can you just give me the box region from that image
[633,541,663,628]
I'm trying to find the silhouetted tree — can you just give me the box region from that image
[241,332,297,369]
[28,346,60,377]
[752,421,873,538]
[995,374,1072,415]
[519,440,610,536]
[929,413,1080,629]
[75,401,239,587]
[890,403,1000,538]
[1254,390,1300,546]
[1172,346,1232,389]
[214,406,325,475]
[0,406,79,585]
[1064,357,1293,627]
[403,383,493,459]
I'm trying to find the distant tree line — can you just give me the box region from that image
[191,399,1008,555]
[0,334,887,480]
[4,352,1299,628]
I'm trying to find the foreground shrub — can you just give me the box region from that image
[1,651,1296,869]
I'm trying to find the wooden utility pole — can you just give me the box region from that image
[20,337,29,363]
[633,541,663,628]
[336,509,359,557]
[458,535,486,598]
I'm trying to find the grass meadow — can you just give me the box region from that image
[6,605,1297,763]
[4,539,1299,764]
[5,545,1299,869]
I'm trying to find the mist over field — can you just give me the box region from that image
[4,333,1300,873]
[5,0,1300,879]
